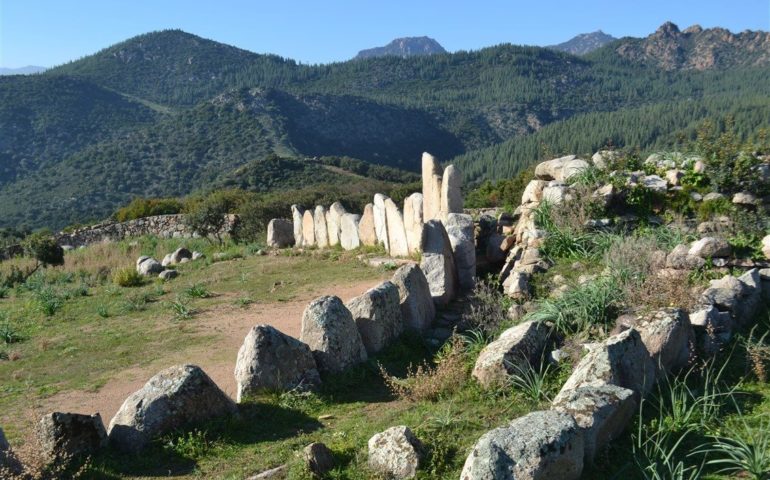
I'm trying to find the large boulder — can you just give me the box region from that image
[440,165,463,221]
[37,412,107,465]
[373,194,390,251]
[521,180,547,204]
[358,203,378,247]
[419,220,457,306]
[368,426,424,479]
[403,193,424,255]
[385,198,410,257]
[553,385,636,464]
[422,152,443,222]
[460,410,584,480]
[688,237,731,258]
[534,155,589,183]
[339,213,361,251]
[391,264,435,332]
[136,256,163,276]
[616,309,693,374]
[291,205,305,247]
[313,206,330,248]
[554,329,656,404]
[108,365,237,452]
[299,296,368,374]
[701,271,762,326]
[266,219,294,248]
[445,213,476,292]
[346,282,403,355]
[234,325,320,402]
[302,210,316,246]
[472,321,550,389]
[162,247,192,267]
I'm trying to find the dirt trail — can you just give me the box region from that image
[43,278,384,427]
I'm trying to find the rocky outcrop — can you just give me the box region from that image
[266,219,294,248]
[391,264,435,332]
[472,321,550,389]
[234,325,320,402]
[346,282,403,355]
[419,220,457,306]
[36,412,107,465]
[368,426,424,479]
[299,296,368,374]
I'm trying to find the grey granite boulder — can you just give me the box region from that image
[368,426,424,479]
[303,442,335,476]
[161,247,192,267]
[37,412,107,465]
[299,296,368,374]
[347,282,403,355]
[419,220,457,306]
[445,213,476,293]
[616,309,693,374]
[136,256,163,276]
[266,219,295,248]
[688,237,731,258]
[0,426,22,475]
[391,264,435,332]
[472,321,550,389]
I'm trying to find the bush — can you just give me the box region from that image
[462,279,509,335]
[21,231,64,268]
[112,267,144,287]
[185,190,248,244]
[113,197,184,222]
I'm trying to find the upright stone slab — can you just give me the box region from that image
[385,198,409,257]
[299,296,368,374]
[359,203,378,247]
[347,281,403,354]
[373,194,390,251]
[291,205,305,247]
[327,202,346,247]
[234,325,320,401]
[445,213,476,292]
[340,213,361,251]
[403,193,424,255]
[391,264,435,332]
[302,210,316,247]
[314,205,329,248]
[419,220,457,306]
[266,219,294,248]
[422,152,443,221]
[440,165,463,221]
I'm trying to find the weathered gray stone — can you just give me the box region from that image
[0,426,22,475]
[689,305,734,354]
[391,264,435,332]
[234,325,320,402]
[422,152,443,222]
[763,235,770,260]
[419,220,457,306]
[641,175,668,193]
[291,205,305,247]
[299,296,368,374]
[108,365,237,452]
[461,410,583,480]
[339,213,361,251]
[368,426,423,479]
[440,164,463,221]
[472,321,550,389]
[553,385,636,464]
[446,213,476,292]
[542,184,571,205]
[665,169,684,186]
[703,192,725,202]
[554,329,656,404]
[266,219,294,248]
[666,244,706,270]
[358,203,378,247]
[327,202,347,247]
[158,269,178,280]
[733,191,759,206]
[688,237,731,258]
[503,271,529,299]
[313,206,329,248]
[37,412,107,464]
[304,442,334,476]
[403,193,423,255]
[373,194,390,251]
[617,309,693,374]
[521,180,547,204]
[347,282,403,355]
[535,155,589,183]
[385,198,409,257]
[136,257,163,276]
[591,150,618,170]
[161,247,192,267]
[302,210,316,247]
[701,274,748,312]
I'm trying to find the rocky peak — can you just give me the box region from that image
[355,37,446,60]
[548,30,618,55]
[654,21,681,37]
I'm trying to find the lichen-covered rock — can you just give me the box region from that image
[552,385,636,464]
[347,282,403,355]
[445,213,476,293]
[419,220,457,306]
[554,329,656,404]
[460,410,583,480]
[688,237,731,258]
[299,296,367,373]
[234,325,320,402]
[391,264,435,332]
[472,321,550,389]
[108,365,237,452]
[136,256,163,276]
[37,412,107,464]
[266,219,294,248]
[617,309,693,374]
[368,426,424,479]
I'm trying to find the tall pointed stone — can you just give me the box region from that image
[340,213,361,251]
[446,213,476,292]
[422,152,443,222]
[373,194,390,252]
[359,203,377,247]
[314,205,329,248]
[385,198,409,257]
[420,220,457,305]
[327,202,346,247]
[291,205,305,247]
[403,193,423,255]
[302,210,316,247]
[440,165,463,221]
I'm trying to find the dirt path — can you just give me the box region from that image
[43,278,385,427]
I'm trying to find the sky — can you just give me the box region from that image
[1,0,769,68]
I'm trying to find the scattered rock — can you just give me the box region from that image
[391,264,435,332]
[136,256,163,276]
[266,219,295,248]
[472,321,550,389]
[304,442,335,476]
[503,271,529,299]
[732,191,759,206]
[299,296,368,374]
[689,237,731,258]
[665,169,684,186]
[666,244,706,270]
[368,426,424,479]
[641,175,668,193]
[703,192,725,202]
[347,282,403,355]
[36,412,107,465]
[162,247,192,267]
[419,220,457,306]
[158,269,178,280]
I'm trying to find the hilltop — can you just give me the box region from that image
[355,36,447,59]
[547,30,617,55]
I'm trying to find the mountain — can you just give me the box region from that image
[0,66,47,76]
[600,22,770,70]
[355,36,446,59]
[548,30,617,55]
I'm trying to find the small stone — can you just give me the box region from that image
[732,191,759,206]
[368,426,424,479]
[303,442,335,476]
[688,237,731,258]
[158,269,178,280]
[36,412,107,465]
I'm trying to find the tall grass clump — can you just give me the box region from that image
[112,267,144,287]
[462,279,509,335]
[534,201,616,261]
[699,411,770,480]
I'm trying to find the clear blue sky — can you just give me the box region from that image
[1,0,769,68]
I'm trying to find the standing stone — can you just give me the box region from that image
[291,205,305,247]
[234,325,320,402]
[266,219,294,248]
[36,412,108,465]
[0,426,22,475]
[440,165,463,221]
[347,282,403,355]
[359,204,378,247]
[368,426,424,479]
[373,194,390,251]
[445,213,476,292]
[299,296,368,374]
[302,210,316,247]
[385,198,409,257]
[419,220,457,306]
[391,264,435,332]
[403,193,424,255]
[314,205,329,248]
[340,213,361,251]
[461,410,584,480]
[422,152,443,222]
[327,202,346,247]
[472,321,550,389]
[762,235,770,260]
[108,365,238,452]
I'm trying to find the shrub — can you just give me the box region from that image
[461,279,509,335]
[36,287,64,316]
[113,197,184,222]
[112,267,144,287]
[184,283,210,299]
[21,231,64,269]
[0,320,22,344]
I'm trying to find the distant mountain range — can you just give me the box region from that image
[355,36,446,59]
[0,22,769,229]
[0,66,47,76]
[548,30,617,55]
